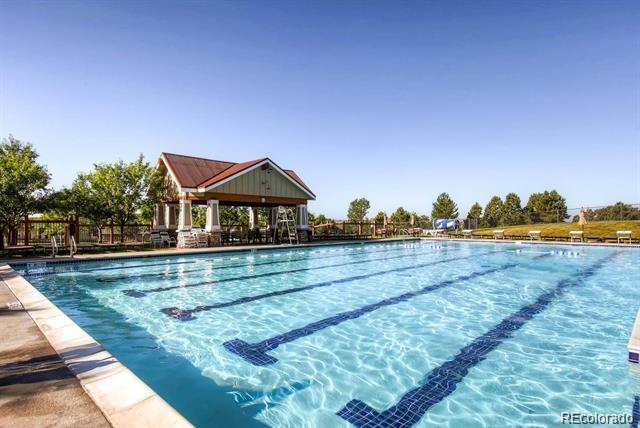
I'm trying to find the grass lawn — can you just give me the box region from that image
[471,220,640,241]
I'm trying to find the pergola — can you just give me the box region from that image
[152,153,316,246]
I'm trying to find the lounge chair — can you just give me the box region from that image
[150,232,164,248]
[177,231,197,248]
[529,230,541,241]
[617,230,632,244]
[493,230,505,240]
[569,231,583,242]
[462,229,473,239]
[159,231,177,247]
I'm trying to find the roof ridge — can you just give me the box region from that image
[161,152,237,165]
[196,157,268,188]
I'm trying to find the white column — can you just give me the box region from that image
[205,200,221,232]
[249,207,259,229]
[154,204,166,230]
[296,204,309,230]
[178,199,192,231]
[165,203,178,230]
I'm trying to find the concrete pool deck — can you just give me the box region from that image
[0,279,110,427]
[0,265,193,428]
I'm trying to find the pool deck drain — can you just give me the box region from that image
[0,265,192,428]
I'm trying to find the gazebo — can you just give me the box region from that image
[152,153,316,247]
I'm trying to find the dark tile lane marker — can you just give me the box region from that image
[222,261,520,366]
[162,251,503,321]
[97,244,425,283]
[632,395,640,428]
[336,253,616,428]
[126,247,473,299]
[21,260,197,277]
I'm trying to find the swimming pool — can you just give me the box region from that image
[14,240,640,427]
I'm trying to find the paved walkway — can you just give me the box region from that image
[0,278,110,428]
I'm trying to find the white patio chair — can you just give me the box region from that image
[529,230,541,241]
[493,230,505,240]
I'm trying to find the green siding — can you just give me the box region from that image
[211,166,309,199]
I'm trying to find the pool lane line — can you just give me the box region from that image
[160,250,503,320]
[221,258,524,366]
[96,243,428,283]
[336,253,616,428]
[125,246,468,298]
[20,259,198,277]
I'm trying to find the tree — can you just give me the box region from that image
[66,173,114,243]
[483,196,503,227]
[524,190,568,223]
[89,155,161,242]
[416,214,431,227]
[431,192,459,219]
[467,202,482,220]
[192,205,207,228]
[219,206,249,225]
[0,136,50,250]
[502,193,524,225]
[390,206,411,224]
[312,213,332,226]
[373,211,387,224]
[347,197,370,223]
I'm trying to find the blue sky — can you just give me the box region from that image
[1,0,638,218]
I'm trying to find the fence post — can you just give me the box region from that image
[24,216,30,246]
[74,216,80,243]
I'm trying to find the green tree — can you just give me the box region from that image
[347,197,370,222]
[431,192,459,219]
[524,190,568,223]
[373,211,387,224]
[0,136,50,250]
[219,206,249,225]
[89,155,160,242]
[192,205,207,228]
[502,193,524,225]
[390,206,411,224]
[416,214,431,227]
[66,174,114,242]
[467,202,483,220]
[312,213,332,226]
[483,196,504,227]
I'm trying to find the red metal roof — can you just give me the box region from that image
[198,158,267,188]
[160,152,314,198]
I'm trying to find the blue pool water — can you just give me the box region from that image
[15,240,640,427]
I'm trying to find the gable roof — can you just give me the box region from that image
[159,152,315,199]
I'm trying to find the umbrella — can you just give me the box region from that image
[410,214,415,227]
[383,214,388,229]
[578,208,587,230]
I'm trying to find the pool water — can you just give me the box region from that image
[15,240,640,427]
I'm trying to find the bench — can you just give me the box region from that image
[617,230,632,244]
[569,231,584,242]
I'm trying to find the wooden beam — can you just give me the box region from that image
[163,193,308,207]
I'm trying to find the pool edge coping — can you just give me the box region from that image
[0,263,194,428]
